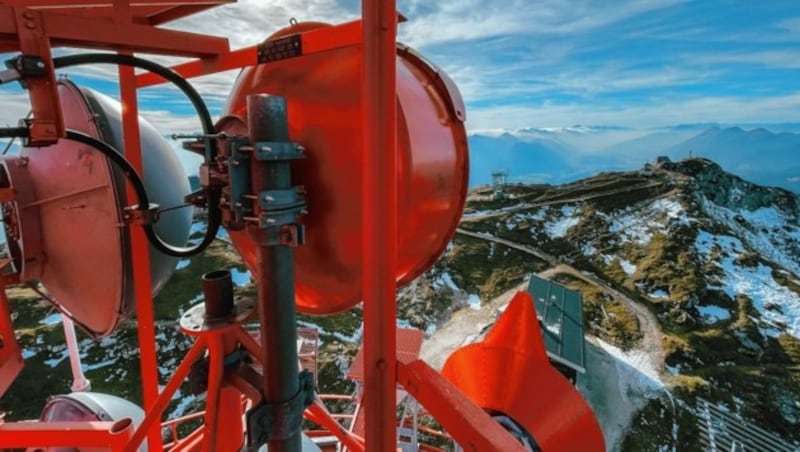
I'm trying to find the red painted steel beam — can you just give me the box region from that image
[0,284,24,398]
[12,7,63,146]
[144,4,219,25]
[0,421,134,449]
[2,1,228,7]
[0,6,229,57]
[135,18,365,88]
[361,0,397,450]
[113,2,161,451]
[397,360,526,451]
[304,401,365,452]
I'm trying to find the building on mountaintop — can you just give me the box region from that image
[527,275,586,384]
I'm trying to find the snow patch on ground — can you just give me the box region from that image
[39,313,62,325]
[433,272,459,291]
[596,339,665,391]
[701,199,800,278]
[695,230,800,337]
[169,393,197,419]
[467,294,481,310]
[604,198,691,246]
[698,305,732,324]
[544,205,579,239]
[619,259,638,276]
[649,289,668,299]
[462,203,528,219]
[297,319,363,344]
[230,268,251,286]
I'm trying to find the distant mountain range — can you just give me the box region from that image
[468,125,800,193]
[2,123,798,194]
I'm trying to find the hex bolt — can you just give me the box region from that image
[260,145,272,153]
[264,195,274,202]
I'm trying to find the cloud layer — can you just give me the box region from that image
[1,0,799,132]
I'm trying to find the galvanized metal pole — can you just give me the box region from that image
[248,94,301,452]
[361,0,398,450]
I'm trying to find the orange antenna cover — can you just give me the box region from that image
[442,291,605,451]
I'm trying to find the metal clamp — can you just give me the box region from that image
[245,370,315,449]
[255,223,306,247]
[4,55,46,77]
[123,203,159,226]
[257,186,307,232]
[253,141,305,161]
[224,138,255,230]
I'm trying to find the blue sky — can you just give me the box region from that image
[2,0,800,132]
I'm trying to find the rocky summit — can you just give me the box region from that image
[425,156,800,450]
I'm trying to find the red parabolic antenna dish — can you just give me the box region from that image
[1,80,192,337]
[219,22,470,315]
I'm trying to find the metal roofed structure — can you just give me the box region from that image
[527,275,587,382]
[697,398,800,452]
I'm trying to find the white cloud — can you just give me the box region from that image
[689,50,800,69]
[0,90,33,127]
[398,0,687,47]
[3,0,799,133]
[164,0,356,50]
[466,93,800,130]
[778,17,800,35]
[138,110,204,134]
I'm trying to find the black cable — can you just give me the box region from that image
[65,130,216,258]
[52,54,214,147]
[0,127,29,138]
[0,125,216,257]
[50,53,221,257]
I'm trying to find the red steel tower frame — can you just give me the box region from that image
[0,1,536,450]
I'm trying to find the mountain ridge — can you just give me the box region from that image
[468,125,800,193]
[433,156,800,449]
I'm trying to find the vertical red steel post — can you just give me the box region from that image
[113,2,160,451]
[120,64,162,452]
[361,0,398,450]
[0,282,24,397]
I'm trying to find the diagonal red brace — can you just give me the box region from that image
[396,360,525,452]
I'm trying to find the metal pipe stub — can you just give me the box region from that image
[179,270,255,335]
[202,269,234,319]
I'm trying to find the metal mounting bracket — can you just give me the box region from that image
[245,370,315,449]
